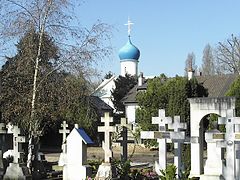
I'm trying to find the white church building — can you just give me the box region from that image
[93,19,141,123]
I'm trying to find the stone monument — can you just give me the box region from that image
[4,125,31,180]
[58,121,70,180]
[65,124,93,180]
[168,116,187,179]
[95,112,116,179]
[141,109,172,175]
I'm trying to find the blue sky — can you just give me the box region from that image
[78,0,240,77]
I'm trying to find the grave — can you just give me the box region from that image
[58,121,70,180]
[188,97,236,178]
[141,109,172,175]
[65,124,93,180]
[116,118,134,162]
[3,125,31,180]
[95,112,116,179]
[201,129,223,179]
[215,114,240,179]
[168,116,187,179]
[0,122,7,178]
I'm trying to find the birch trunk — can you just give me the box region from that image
[27,0,52,170]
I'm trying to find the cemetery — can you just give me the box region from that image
[0,96,239,179]
[2,2,240,179]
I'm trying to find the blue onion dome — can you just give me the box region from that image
[118,36,140,60]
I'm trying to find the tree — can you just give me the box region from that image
[0,0,112,171]
[201,44,215,75]
[184,52,197,76]
[226,76,240,116]
[111,74,137,113]
[216,34,240,74]
[136,75,207,137]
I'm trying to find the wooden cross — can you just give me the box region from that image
[12,126,26,163]
[168,116,187,178]
[116,118,134,162]
[98,112,115,163]
[59,121,70,144]
[141,109,172,175]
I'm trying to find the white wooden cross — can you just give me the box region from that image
[98,112,115,163]
[141,109,172,175]
[59,121,70,153]
[124,17,134,36]
[59,121,70,144]
[168,116,187,179]
[215,116,240,179]
[116,118,134,162]
[12,126,26,163]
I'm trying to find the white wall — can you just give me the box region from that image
[125,103,138,124]
[121,60,138,77]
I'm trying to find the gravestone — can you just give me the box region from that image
[0,122,7,178]
[58,121,70,180]
[168,116,187,179]
[116,118,134,162]
[201,129,223,179]
[216,116,240,179]
[95,112,116,179]
[65,124,93,180]
[141,109,172,175]
[4,126,31,180]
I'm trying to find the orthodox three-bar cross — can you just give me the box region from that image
[98,112,115,163]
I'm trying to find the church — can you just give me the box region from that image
[93,18,141,116]
[93,19,238,125]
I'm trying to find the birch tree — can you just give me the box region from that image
[0,0,112,171]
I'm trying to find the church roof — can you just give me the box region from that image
[122,74,238,104]
[118,36,140,61]
[88,96,113,116]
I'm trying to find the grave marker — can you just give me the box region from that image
[59,121,70,153]
[216,116,240,179]
[116,118,134,162]
[141,109,172,175]
[0,123,6,178]
[98,112,115,163]
[96,112,117,179]
[65,126,93,180]
[59,121,70,144]
[4,125,30,180]
[168,116,187,179]
[12,126,26,163]
[203,129,223,178]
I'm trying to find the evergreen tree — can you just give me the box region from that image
[136,75,208,135]
[226,76,240,116]
[1,30,97,136]
[111,74,137,113]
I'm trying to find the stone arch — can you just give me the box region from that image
[188,97,236,178]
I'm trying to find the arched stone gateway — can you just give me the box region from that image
[188,97,239,178]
